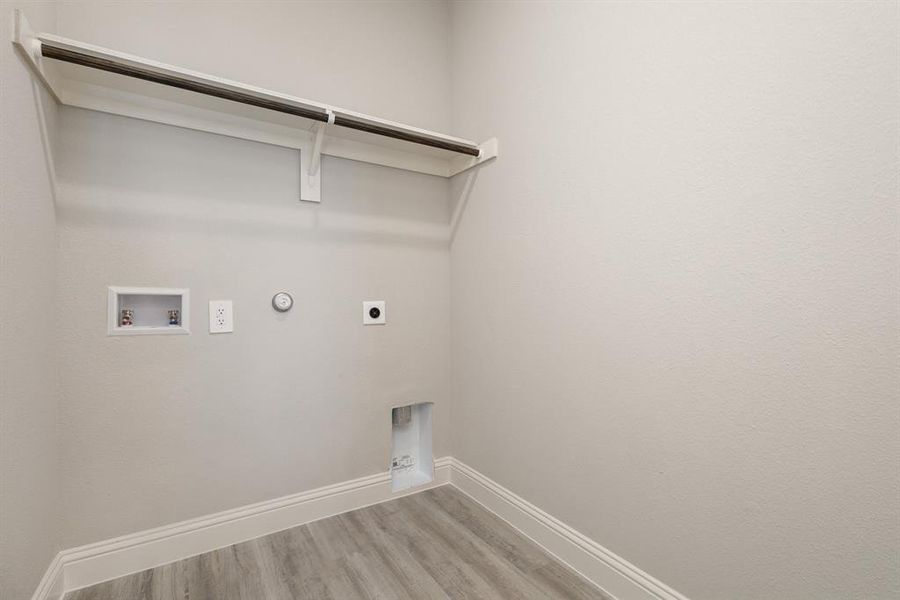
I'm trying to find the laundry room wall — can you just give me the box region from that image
[53,0,454,548]
[0,2,62,597]
[448,2,900,599]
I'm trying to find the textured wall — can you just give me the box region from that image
[0,3,61,598]
[57,0,451,132]
[54,1,452,547]
[449,2,900,599]
[9,3,899,599]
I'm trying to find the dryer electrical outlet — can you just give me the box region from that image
[363,301,386,325]
[208,300,234,333]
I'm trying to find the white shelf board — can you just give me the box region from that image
[12,10,498,188]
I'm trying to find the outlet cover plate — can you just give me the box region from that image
[363,300,386,325]
[209,300,234,333]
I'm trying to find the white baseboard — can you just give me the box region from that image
[33,456,685,600]
[39,457,451,597]
[448,458,689,600]
[29,553,64,600]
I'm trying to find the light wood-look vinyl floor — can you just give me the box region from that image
[65,485,610,600]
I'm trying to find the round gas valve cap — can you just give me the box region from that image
[272,292,294,312]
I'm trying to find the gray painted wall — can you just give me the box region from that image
[448,2,900,599]
[3,2,898,599]
[53,1,453,548]
[0,2,61,598]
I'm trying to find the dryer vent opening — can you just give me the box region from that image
[390,402,433,492]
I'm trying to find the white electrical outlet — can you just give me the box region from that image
[208,300,234,333]
[363,300,386,325]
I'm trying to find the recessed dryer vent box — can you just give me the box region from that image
[390,402,433,492]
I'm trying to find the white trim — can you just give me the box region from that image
[32,457,686,600]
[58,458,451,594]
[30,553,64,600]
[448,459,690,600]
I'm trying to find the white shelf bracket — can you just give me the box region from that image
[299,110,333,203]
